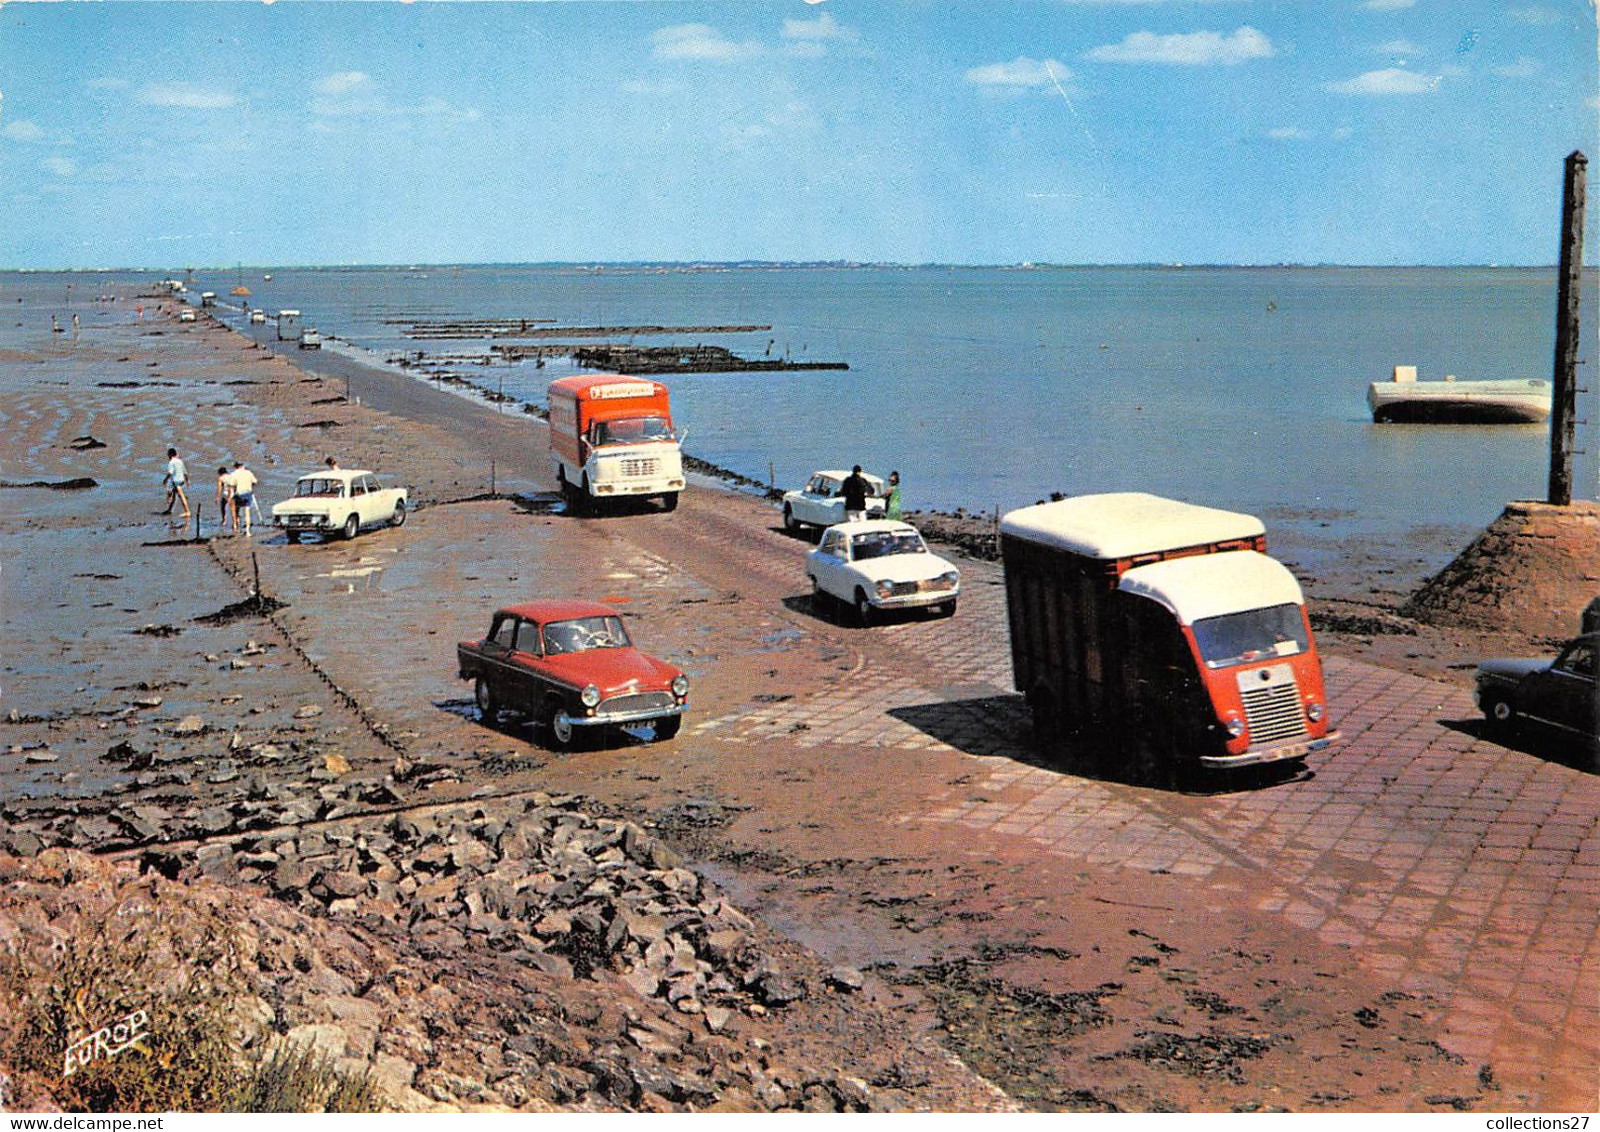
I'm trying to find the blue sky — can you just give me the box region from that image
[1,1,1594,268]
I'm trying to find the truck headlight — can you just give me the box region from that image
[671,675,689,699]
[1306,700,1325,722]
[1224,714,1245,738]
[580,684,601,708]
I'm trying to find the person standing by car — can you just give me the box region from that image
[842,465,872,522]
[162,447,190,518]
[885,470,904,520]
[230,460,260,537]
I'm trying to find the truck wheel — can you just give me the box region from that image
[342,513,360,540]
[660,492,679,513]
[474,677,498,722]
[854,589,874,627]
[390,500,407,528]
[783,505,799,532]
[655,715,682,741]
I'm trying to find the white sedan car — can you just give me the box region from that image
[271,469,408,543]
[782,470,886,534]
[805,519,959,624]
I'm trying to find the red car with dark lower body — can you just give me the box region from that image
[457,599,688,750]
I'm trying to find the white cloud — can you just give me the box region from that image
[781,11,855,43]
[1375,38,1423,57]
[965,57,1074,88]
[1491,57,1541,78]
[1363,0,1416,10]
[652,23,763,63]
[1325,68,1439,95]
[3,119,44,142]
[1332,125,1354,139]
[313,71,371,97]
[1267,126,1308,140]
[1083,26,1274,65]
[136,82,237,110]
[44,155,77,177]
[86,78,130,91]
[1507,6,1561,24]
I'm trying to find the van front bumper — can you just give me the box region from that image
[1199,730,1339,770]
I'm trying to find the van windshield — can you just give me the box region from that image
[593,417,674,445]
[1192,603,1307,669]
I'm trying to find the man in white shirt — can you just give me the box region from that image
[230,460,260,536]
[162,448,190,517]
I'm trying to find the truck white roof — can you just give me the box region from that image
[999,492,1264,559]
[1117,550,1304,625]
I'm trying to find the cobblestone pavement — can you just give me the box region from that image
[228,484,1598,1110]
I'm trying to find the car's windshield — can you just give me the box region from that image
[1192,603,1308,669]
[851,531,926,560]
[593,416,674,445]
[541,615,632,655]
[295,478,344,497]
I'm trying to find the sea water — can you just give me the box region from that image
[20,264,1600,576]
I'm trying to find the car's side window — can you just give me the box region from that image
[819,530,842,558]
[513,620,541,655]
[490,616,516,648]
[351,478,366,496]
[1558,642,1595,679]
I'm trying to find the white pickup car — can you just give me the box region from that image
[271,469,408,543]
[782,470,886,534]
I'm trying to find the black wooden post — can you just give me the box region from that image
[1548,151,1586,506]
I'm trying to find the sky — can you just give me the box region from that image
[0,0,1595,268]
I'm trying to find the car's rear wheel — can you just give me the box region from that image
[655,715,683,741]
[391,500,407,527]
[474,677,498,722]
[342,513,359,540]
[854,589,874,627]
[285,530,300,545]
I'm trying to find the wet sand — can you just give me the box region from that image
[1,282,1593,1112]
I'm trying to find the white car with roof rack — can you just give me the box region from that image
[805,518,959,624]
[271,468,408,543]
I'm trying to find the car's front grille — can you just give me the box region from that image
[1240,671,1309,745]
[601,691,674,715]
[890,581,921,597]
[621,457,660,478]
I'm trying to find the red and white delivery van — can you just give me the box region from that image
[547,375,685,513]
[1000,492,1337,782]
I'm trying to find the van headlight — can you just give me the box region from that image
[1306,700,1325,722]
[580,684,601,708]
[1224,714,1246,738]
[671,675,689,699]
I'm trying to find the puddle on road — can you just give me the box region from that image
[758,627,805,651]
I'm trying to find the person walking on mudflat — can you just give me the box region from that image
[230,460,259,537]
[162,447,190,517]
[842,465,872,522]
[215,466,234,531]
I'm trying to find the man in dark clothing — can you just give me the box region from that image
[842,465,872,522]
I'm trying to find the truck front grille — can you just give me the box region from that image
[601,691,674,715]
[1239,674,1309,745]
[620,457,660,478]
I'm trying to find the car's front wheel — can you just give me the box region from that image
[391,500,407,527]
[783,505,799,532]
[855,589,874,627]
[474,676,498,721]
[936,599,957,618]
[655,714,682,741]
[1483,695,1516,734]
[342,513,360,540]
[544,699,578,751]
[284,530,300,545]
